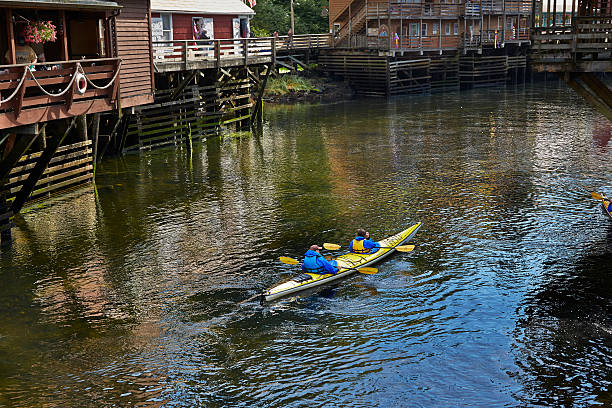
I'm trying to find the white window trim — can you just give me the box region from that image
[162,13,173,40]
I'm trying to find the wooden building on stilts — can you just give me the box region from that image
[121,0,267,152]
[0,0,154,243]
[323,0,532,95]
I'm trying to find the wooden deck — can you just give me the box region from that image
[0,58,120,129]
[531,16,612,72]
[152,34,332,73]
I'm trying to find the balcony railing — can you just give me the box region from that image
[367,1,462,18]
[0,58,120,127]
[464,0,530,15]
[153,35,332,71]
[357,33,460,50]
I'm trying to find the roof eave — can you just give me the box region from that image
[0,0,121,10]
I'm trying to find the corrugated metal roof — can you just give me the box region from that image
[151,0,254,15]
[0,0,120,9]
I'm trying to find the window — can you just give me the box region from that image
[409,23,418,37]
[433,22,439,35]
[421,23,427,37]
[152,13,172,41]
[445,23,451,35]
[454,22,459,35]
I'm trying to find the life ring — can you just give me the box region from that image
[75,72,87,95]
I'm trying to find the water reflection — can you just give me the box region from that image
[0,83,611,406]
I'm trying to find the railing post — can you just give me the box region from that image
[272,37,276,66]
[183,40,188,70]
[13,66,27,118]
[215,40,221,68]
[243,38,248,66]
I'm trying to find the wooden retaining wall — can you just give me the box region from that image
[123,75,252,152]
[1,140,93,205]
[430,57,460,92]
[318,53,389,96]
[320,52,525,95]
[389,59,431,95]
[459,56,509,88]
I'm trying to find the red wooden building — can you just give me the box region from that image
[150,0,254,42]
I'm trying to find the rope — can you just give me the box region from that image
[80,60,122,90]
[0,67,28,104]
[27,63,80,97]
[1,59,120,104]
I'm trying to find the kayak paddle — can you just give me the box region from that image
[592,192,606,200]
[323,243,415,252]
[279,256,378,274]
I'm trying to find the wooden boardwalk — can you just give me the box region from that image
[152,34,332,73]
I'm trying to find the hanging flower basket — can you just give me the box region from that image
[23,21,57,44]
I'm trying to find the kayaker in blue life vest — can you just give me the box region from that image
[349,228,380,254]
[302,245,339,275]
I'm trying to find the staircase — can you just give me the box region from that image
[334,0,367,48]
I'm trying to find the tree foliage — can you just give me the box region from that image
[251,0,329,36]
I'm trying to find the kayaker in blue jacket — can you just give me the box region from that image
[349,228,380,254]
[302,245,339,275]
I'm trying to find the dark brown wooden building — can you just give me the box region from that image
[0,0,155,243]
[0,0,154,130]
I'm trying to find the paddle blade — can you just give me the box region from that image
[323,243,341,250]
[395,245,415,252]
[356,267,378,274]
[592,192,603,200]
[279,256,299,265]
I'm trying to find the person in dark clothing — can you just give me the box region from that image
[302,245,338,275]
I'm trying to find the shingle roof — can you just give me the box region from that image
[151,0,254,15]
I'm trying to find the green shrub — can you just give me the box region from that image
[265,75,318,96]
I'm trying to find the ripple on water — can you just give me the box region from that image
[1,84,612,407]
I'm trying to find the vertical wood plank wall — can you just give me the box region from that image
[115,0,155,107]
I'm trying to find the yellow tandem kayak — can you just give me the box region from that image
[264,222,422,302]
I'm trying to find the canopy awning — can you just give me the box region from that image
[0,0,120,10]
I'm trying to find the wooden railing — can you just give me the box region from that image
[361,34,460,50]
[532,16,612,65]
[153,35,332,69]
[367,1,462,18]
[0,58,120,121]
[464,0,530,15]
[398,35,461,49]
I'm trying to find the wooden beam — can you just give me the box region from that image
[6,9,15,65]
[60,11,69,60]
[0,98,114,128]
[0,133,39,182]
[286,55,310,70]
[11,117,77,214]
[564,74,612,122]
[578,73,612,108]
[251,64,271,125]
[169,70,198,101]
